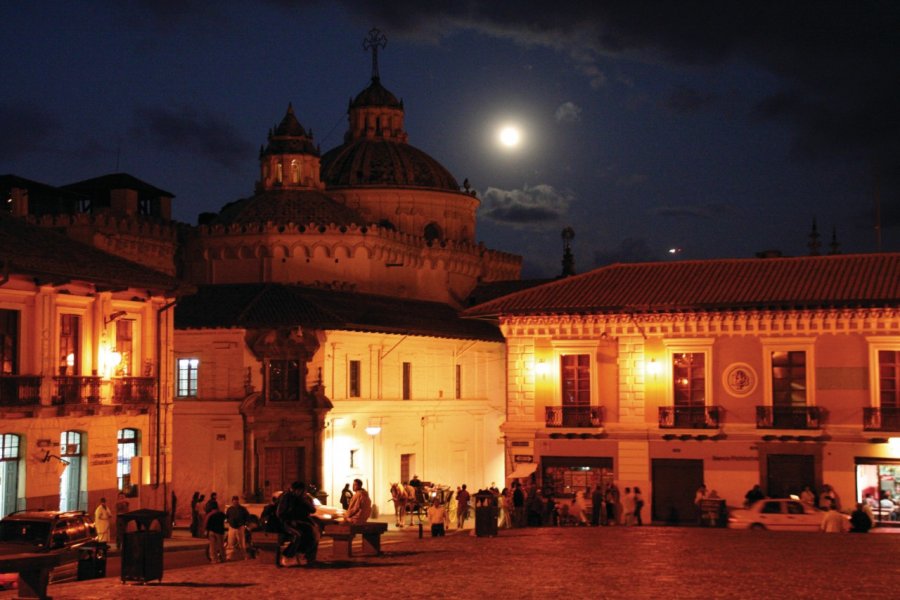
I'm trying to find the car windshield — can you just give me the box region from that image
[0,521,51,547]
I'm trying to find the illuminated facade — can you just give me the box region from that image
[466,254,900,523]
[0,213,179,517]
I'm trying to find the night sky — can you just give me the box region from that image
[3,1,898,278]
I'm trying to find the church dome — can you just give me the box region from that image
[213,189,365,227]
[321,139,460,191]
[350,77,402,109]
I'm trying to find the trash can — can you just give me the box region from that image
[76,541,108,580]
[119,509,166,583]
[474,491,499,537]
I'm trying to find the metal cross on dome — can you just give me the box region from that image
[363,28,387,80]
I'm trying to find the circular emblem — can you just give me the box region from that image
[723,362,757,397]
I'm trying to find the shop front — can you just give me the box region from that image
[856,458,900,524]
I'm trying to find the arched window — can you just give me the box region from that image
[275,163,283,184]
[0,434,21,517]
[424,222,443,244]
[60,431,84,511]
[117,429,139,493]
[291,160,300,184]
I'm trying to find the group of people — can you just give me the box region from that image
[491,481,643,528]
[190,491,253,562]
[92,492,131,548]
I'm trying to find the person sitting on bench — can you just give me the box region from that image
[346,478,372,524]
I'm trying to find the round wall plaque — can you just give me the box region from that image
[723,362,758,397]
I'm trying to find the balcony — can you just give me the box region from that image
[0,375,42,408]
[756,406,823,430]
[545,405,603,428]
[111,377,156,405]
[863,407,900,432]
[52,376,101,405]
[659,405,723,429]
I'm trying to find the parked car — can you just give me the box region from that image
[0,511,98,589]
[728,498,843,531]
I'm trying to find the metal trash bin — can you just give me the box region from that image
[474,491,499,537]
[77,541,109,580]
[119,509,166,583]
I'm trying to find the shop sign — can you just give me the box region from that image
[514,454,533,463]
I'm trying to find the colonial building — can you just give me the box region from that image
[172,38,518,513]
[0,213,179,517]
[464,253,900,523]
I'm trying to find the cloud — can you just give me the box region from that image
[554,102,582,123]
[593,238,658,267]
[479,184,572,228]
[131,106,253,168]
[0,103,62,161]
[664,86,715,114]
[325,1,900,190]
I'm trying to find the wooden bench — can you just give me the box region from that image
[0,552,63,600]
[323,522,388,558]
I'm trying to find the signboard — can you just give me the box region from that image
[513,454,533,463]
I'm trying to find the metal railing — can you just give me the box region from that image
[756,406,824,429]
[545,405,603,428]
[52,376,101,405]
[0,375,42,407]
[863,407,900,432]
[110,377,156,404]
[659,405,723,429]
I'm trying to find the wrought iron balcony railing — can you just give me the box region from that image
[756,406,823,430]
[52,376,101,405]
[111,377,156,404]
[863,407,900,432]
[0,375,42,408]
[659,405,723,429]
[545,405,603,428]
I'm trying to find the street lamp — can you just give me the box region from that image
[365,425,381,516]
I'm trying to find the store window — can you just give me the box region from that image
[117,428,139,493]
[541,456,614,498]
[176,358,199,397]
[0,433,20,517]
[856,459,900,524]
[59,431,83,512]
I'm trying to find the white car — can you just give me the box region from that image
[728,498,842,531]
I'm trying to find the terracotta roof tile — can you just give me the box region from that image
[463,254,900,317]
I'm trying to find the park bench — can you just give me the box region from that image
[323,522,388,558]
[0,552,63,600]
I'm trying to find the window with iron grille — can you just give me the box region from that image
[0,309,18,375]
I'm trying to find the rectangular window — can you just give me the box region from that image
[349,360,361,398]
[879,350,899,408]
[59,314,80,375]
[402,362,411,400]
[0,309,18,375]
[673,353,705,407]
[176,358,199,397]
[115,319,134,376]
[455,364,462,399]
[268,359,300,401]
[117,428,138,492]
[771,351,806,406]
[561,354,591,406]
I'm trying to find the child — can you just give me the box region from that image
[427,499,447,537]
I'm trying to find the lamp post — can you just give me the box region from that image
[365,425,381,516]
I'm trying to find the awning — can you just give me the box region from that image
[506,462,538,480]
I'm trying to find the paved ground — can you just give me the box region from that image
[24,524,899,599]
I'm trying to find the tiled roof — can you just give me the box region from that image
[321,139,460,191]
[176,283,504,341]
[0,214,180,292]
[463,254,900,317]
[62,173,174,198]
[214,189,365,227]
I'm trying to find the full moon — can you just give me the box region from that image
[498,125,521,148]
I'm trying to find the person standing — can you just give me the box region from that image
[205,492,219,514]
[694,484,708,524]
[456,484,471,529]
[346,478,372,524]
[744,484,765,507]
[512,481,526,528]
[94,497,112,543]
[590,484,604,526]
[821,504,848,533]
[622,487,636,526]
[190,492,205,538]
[225,495,250,560]
[633,486,645,525]
[850,503,872,533]
[115,492,130,549]
[339,483,352,510]
[204,505,227,563]
[800,485,816,507]
[427,499,447,536]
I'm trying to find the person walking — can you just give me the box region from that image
[456,484,471,529]
[225,495,250,560]
[633,486,645,525]
[94,497,112,543]
[204,505,227,563]
[346,478,372,524]
[190,492,205,538]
